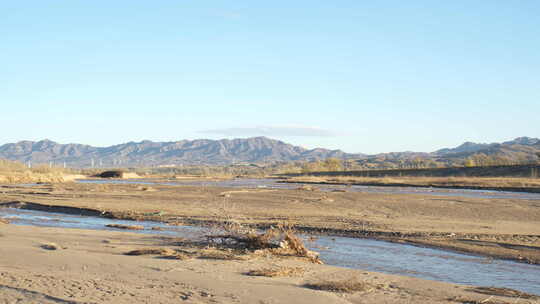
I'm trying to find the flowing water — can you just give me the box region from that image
[77,178,540,200]
[1,207,539,295]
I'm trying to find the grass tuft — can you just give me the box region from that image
[125,248,176,256]
[304,277,374,293]
[245,266,305,277]
[469,286,539,300]
[198,248,248,261]
[106,224,144,230]
[159,252,194,260]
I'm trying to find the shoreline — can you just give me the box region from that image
[2,200,539,265]
[1,180,538,270]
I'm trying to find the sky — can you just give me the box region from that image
[1,1,539,154]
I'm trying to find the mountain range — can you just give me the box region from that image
[0,136,538,168]
[433,137,540,158]
[0,137,361,167]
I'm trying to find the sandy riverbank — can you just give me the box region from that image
[2,224,537,304]
[1,181,539,264]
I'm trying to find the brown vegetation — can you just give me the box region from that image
[285,175,540,190]
[469,287,539,300]
[449,287,540,304]
[279,153,539,173]
[207,224,322,264]
[160,252,193,260]
[197,248,248,261]
[125,248,176,256]
[0,159,83,184]
[106,224,144,230]
[449,297,514,304]
[304,277,374,293]
[125,247,195,260]
[245,266,305,277]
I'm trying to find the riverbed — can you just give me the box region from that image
[2,207,539,295]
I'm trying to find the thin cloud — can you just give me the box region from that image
[200,125,339,137]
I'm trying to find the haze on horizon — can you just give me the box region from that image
[2,1,538,154]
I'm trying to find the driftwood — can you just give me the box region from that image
[206,233,278,249]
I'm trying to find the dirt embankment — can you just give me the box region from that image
[1,181,539,264]
[279,176,540,193]
[282,164,540,178]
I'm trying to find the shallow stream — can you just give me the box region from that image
[1,207,539,295]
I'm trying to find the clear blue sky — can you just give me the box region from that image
[1,1,538,154]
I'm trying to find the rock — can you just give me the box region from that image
[41,243,59,250]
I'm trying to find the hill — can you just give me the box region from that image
[0,136,538,169]
[0,137,362,167]
[351,137,540,169]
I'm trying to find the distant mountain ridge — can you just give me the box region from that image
[352,137,540,169]
[434,137,540,157]
[0,136,538,168]
[0,137,362,167]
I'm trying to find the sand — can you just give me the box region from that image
[1,181,539,263]
[2,224,534,304]
[1,180,540,303]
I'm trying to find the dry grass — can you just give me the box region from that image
[449,297,509,304]
[125,248,195,260]
[0,171,65,184]
[159,252,193,260]
[125,248,176,256]
[0,159,82,184]
[208,229,279,250]
[207,224,322,264]
[105,224,144,230]
[198,248,248,261]
[469,287,540,300]
[126,245,247,261]
[286,175,540,189]
[449,295,539,304]
[304,277,374,293]
[450,286,540,304]
[245,266,305,277]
